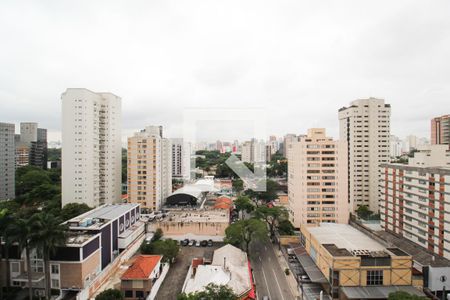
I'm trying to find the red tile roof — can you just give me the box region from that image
[121,255,162,280]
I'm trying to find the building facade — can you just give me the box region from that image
[338,98,391,212]
[380,145,450,260]
[0,122,15,200]
[300,223,421,300]
[0,204,144,298]
[241,139,266,164]
[390,135,402,158]
[14,123,48,169]
[431,114,450,145]
[61,88,122,207]
[283,133,298,161]
[121,255,164,300]
[127,126,172,212]
[170,138,190,180]
[288,128,348,227]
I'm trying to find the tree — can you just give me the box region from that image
[387,291,427,300]
[16,169,51,196]
[34,213,68,299]
[8,216,40,300]
[277,219,295,235]
[60,203,92,221]
[177,283,237,300]
[95,289,124,300]
[0,209,13,299]
[253,206,288,237]
[234,196,254,218]
[141,239,179,263]
[356,205,373,220]
[122,148,127,185]
[152,228,163,242]
[225,219,268,253]
[232,178,244,194]
[244,179,280,204]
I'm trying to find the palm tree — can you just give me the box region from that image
[8,216,40,300]
[34,213,68,300]
[0,208,12,300]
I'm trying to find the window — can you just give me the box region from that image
[367,270,383,285]
[125,290,133,297]
[11,262,20,273]
[51,264,59,274]
[51,279,60,289]
[136,291,144,298]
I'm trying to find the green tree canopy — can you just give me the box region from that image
[16,169,52,195]
[177,283,238,300]
[225,218,268,253]
[253,205,288,236]
[387,291,427,300]
[95,289,124,300]
[232,178,244,194]
[277,219,295,235]
[141,238,179,263]
[234,196,254,216]
[60,203,92,221]
[356,205,373,220]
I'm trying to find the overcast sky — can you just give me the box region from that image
[1,0,449,143]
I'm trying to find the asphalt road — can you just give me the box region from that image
[250,239,295,300]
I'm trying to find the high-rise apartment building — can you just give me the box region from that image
[14,122,48,169]
[241,139,266,164]
[29,127,48,169]
[380,145,450,259]
[170,138,190,180]
[431,114,450,145]
[0,122,15,200]
[283,134,298,160]
[128,126,172,212]
[390,135,402,158]
[338,98,391,212]
[268,135,278,155]
[288,128,348,227]
[61,88,122,207]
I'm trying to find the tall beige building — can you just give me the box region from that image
[61,88,122,207]
[128,126,172,212]
[339,98,391,212]
[288,128,348,228]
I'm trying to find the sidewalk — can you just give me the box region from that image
[272,243,302,300]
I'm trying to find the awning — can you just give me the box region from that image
[341,286,426,299]
[295,252,328,283]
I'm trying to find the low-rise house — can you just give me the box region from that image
[182,244,255,299]
[121,255,165,300]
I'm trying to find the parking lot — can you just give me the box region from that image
[155,242,223,300]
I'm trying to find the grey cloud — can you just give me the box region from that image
[1,0,449,142]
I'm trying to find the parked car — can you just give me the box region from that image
[181,239,189,246]
[189,239,195,246]
[195,240,201,247]
[207,239,213,247]
[200,240,208,247]
[262,296,269,300]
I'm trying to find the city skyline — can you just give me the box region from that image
[1,1,449,142]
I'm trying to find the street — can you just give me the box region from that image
[250,239,296,300]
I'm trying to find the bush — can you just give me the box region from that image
[95,289,123,300]
[285,268,290,275]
